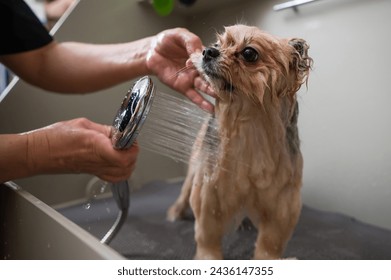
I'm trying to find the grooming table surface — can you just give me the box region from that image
[60,180,391,260]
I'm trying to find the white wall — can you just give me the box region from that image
[188,0,391,230]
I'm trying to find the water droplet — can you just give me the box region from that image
[100,184,107,194]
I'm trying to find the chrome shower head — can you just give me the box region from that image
[102,76,155,245]
[111,76,155,149]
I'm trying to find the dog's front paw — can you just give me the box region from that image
[194,248,223,260]
[281,257,298,260]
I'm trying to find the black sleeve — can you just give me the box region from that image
[0,0,53,55]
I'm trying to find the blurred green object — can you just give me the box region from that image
[152,0,174,16]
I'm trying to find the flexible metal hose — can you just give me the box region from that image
[100,181,129,244]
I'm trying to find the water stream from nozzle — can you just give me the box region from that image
[138,90,220,164]
[102,76,221,244]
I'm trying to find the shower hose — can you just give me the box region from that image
[100,180,129,244]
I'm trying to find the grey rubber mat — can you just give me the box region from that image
[59,180,391,260]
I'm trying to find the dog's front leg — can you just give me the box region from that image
[253,223,292,259]
[191,181,225,260]
[253,192,301,259]
[167,166,194,221]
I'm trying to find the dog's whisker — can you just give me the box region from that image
[168,66,193,80]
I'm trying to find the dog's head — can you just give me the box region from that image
[192,25,312,105]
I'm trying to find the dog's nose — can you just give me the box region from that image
[203,47,220,62]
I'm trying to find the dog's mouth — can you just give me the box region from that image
[202,63,235,93]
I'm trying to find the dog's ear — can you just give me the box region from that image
[289,38,312,77]
[289,38,306,56]
[288,38,313,93]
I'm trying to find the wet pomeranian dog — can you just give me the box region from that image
[167,25,312,259]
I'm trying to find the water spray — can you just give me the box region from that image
[101,76,218,244]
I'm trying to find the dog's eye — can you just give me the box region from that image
[241,47,259,62]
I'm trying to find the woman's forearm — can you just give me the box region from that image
[0,37,154,93]
[0,134,32,183]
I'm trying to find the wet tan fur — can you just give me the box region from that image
[167,25,312,259]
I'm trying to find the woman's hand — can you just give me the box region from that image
[22,118,138,183]
[146,28,216,113]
